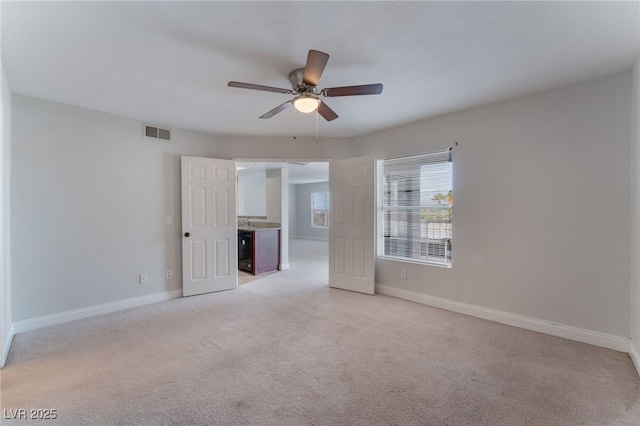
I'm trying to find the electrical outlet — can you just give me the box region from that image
[400,269,407,280]
[165,269,173,280]
[139,273,148,283]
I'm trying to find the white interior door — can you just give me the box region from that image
[329,156,375,295]
[181,156,237,297]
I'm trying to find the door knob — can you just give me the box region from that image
[184,232,190,237]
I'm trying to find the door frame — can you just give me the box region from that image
[234,157,331,272]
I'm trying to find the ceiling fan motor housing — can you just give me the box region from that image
[289,68,317,94]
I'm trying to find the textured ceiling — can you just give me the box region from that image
[2,1,639,138]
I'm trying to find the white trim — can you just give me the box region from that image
[376,284,630,353]
[279,263,290,271]
[630,341,640,377]
[12,290,182,335]
[379,255,452,269]
[1,323,14,368]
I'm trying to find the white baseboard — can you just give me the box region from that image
[1,323,15,368]
[630,341,640,377]
[12,289,182,335]
[279,263,290,270]
[376,284,630,353]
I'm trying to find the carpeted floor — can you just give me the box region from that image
[238,270,277,286]
[1,239,639,425]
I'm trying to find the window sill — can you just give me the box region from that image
[377,255,452,269]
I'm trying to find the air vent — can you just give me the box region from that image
[143,124,171,141]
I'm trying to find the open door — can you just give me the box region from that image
[329,156,376,295]
[181,156,237,297]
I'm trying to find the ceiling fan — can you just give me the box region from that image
[228,49,383,122]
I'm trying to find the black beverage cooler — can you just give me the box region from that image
[238,230,253,273]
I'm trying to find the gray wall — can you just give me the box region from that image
[292,182,329,240]
[1,60,12,366]
[351,71,632,338]
[631,58,640,362]
[216,134,355,161]
[11,95,217,321]
[10,96,354,323]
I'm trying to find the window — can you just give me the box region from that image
[312,191,330,228]
[380,148,452,266]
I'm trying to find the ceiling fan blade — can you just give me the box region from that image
[259,100,293,119]
[317,101,339,122]
[323,83,383,97]
[228,81,293,94]
[302,50,330,87]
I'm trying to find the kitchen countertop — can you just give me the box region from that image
[238,226,281,231]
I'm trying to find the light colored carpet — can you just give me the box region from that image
[238,270,277,286]
[1,239,639,425]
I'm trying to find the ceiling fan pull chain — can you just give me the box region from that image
[316,107,319,143]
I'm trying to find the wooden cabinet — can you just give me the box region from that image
[238,228,280,275]
[253,229,280,275]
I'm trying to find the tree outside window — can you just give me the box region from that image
[381,149,452,266]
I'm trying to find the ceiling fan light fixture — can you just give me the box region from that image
[293,95,320,113]
[228,50,382,121]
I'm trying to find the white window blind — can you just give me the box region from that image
[381,148,452,266]
[311,191,330,228]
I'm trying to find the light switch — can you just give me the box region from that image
[165,215,172,225]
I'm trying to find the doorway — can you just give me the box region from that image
[180,155,376,297]
[235,160,329,281]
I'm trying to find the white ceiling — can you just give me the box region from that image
[2,1,639,138]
